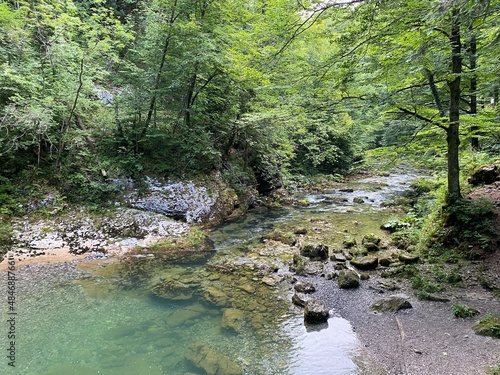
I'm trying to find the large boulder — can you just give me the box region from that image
[304,299,330,323]
[126,177,238,224]
[338,270,360,289]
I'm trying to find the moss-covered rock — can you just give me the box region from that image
[473,314,500,339]
[300,243,329,260]
[338,270,360,289]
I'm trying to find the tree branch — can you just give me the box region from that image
[394,106,447,130]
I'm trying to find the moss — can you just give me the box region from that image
[473,314,500,339]
[261,230,296,245]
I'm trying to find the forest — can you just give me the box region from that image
[0,0,499,204]
[0,0,500,214]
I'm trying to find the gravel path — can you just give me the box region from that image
[301,273,500,375]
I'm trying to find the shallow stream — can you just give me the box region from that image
[0,171,420,375]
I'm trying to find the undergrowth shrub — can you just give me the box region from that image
[444,198,495,250]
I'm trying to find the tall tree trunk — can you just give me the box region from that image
[446,8,462,205]
[469,32,479,150]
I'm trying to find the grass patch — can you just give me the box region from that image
[452,304,479,318]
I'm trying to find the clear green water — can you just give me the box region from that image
[0,261,359,375]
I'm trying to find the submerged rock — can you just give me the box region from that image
[185,341,243,375]
[370,294,412,313]
[150,280,194,300]
[221,308,246,332]
[304,299,330,323]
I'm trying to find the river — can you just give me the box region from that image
[0,171,421,375]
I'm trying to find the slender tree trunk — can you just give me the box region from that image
[469,32,479,150]
[141,0,179,139]
[184,72,197,127]
[426,68,445,117]
[446,8,462,205]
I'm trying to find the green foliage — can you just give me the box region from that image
[0,219,13,256]
[411,274,444,294]
[452,304,479,318]
[489,364,500,375]
[291,116,357,174]
[409,178,442,197]
[0,176,18,215]
[58,172,119,205]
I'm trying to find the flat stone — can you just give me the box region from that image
[350,256,378,270]
[399,253,419,264]
[370,294,412,313]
